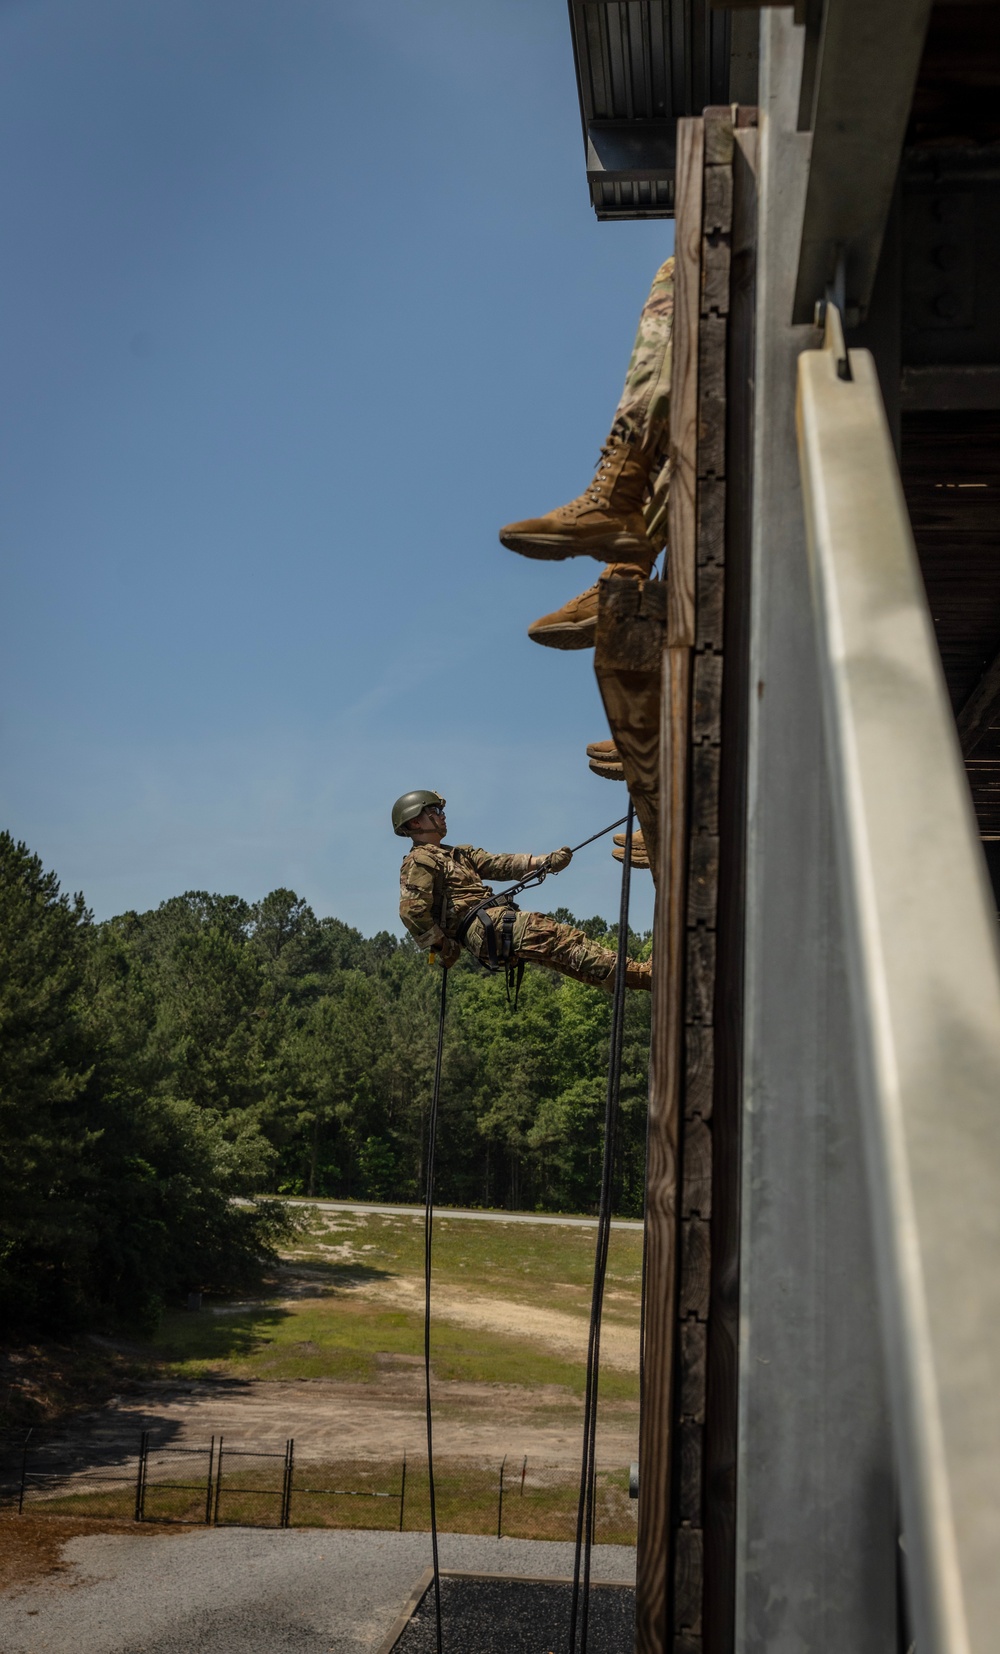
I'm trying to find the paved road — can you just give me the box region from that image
[294,1199,642,1231]
[0,1529,636,1653]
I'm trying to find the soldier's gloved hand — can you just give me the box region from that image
[546,846,573,873]
[438,937,462,969]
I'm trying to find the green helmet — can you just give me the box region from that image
[391,789,446,836]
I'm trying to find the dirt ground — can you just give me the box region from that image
[362,1275,640,1373]
[74,1368,638,1464]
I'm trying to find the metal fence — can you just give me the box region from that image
[0,1432,636,1543]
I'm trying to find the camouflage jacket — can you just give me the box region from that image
[398,843,535,950]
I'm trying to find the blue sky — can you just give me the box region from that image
[0,0,672,937]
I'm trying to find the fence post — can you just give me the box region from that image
[519,1454,527,1497]
[17,1430,32,1515]
[398,1453,407,1533]
[134,1431,148,1523]
[204,1436,215,1526]
[281,1439,294,1529]
[497,1454,507,1541]
[213,1436,224,1525]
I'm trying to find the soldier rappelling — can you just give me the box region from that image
[393,791,651,993]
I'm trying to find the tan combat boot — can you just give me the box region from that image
[500,438,655,563]
[590,754,625,780]
[527,562,653,650]
[613,834,650,871]
[586,740,625,779]
[613,830,645,851]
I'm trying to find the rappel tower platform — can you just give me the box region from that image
[390,3,1000,1652]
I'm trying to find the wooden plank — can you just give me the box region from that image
[698,317,728,478]
[702,239,732,316]
[693,654,724,742]
[680,1319,708,1419]
[703,120,758,1654]
[691,744,721,835]
[677,1420,704,1523]
[685,1023,715,1120]
[675,1527,705,1634]
[703,107,735,166]
[687,835,720,927]
[635,642,692,1654]
[595,575,668,674]
[687,927,717,1025]
[667,118,705,648]
[956,642,1000,756]
[680,1219,711,1319]
[698,478,727,566]
[682,1115,714,1218]
[703,167,734,239]
[697,561,725,651]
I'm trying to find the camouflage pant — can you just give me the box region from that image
[603,257,675,543]
[462,908,617,990]
[610,257,674,454]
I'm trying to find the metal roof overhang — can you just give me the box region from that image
[567,1,735,218]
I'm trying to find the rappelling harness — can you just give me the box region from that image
[421,804,638,1654]
[448,812,632,1007]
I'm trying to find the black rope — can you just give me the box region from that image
[419,801,637,1654]
[424,966,448,1654]
[569,799,635,1654]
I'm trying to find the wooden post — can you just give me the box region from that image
[635,113,703,1654]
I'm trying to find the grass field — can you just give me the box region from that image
[24,1458,637,1546]
[150,1207,644,1403]
[6,1207,644,1549]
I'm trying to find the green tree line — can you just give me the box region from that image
[0,831,650,1332]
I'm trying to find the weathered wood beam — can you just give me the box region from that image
[594,575,666,879]
[957,645,1000,757]
[635,112,704,1654]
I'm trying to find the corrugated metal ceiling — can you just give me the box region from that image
[567,1,733,219]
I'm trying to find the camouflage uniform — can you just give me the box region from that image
[611,256,675,453]
[614,257,674,539]
[399,843,619,989]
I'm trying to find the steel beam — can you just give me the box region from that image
[792,0,934,324]
[738,15,897,1650]
[798,304,1000,1653]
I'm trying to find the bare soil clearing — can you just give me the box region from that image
[61,1370,638,1465]
[361,1277,640,1371]
[5,1206,641,1512]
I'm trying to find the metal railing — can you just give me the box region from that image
[796,305,1000,1654]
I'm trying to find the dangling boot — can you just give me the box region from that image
[500,438,655,563]
[526,559,653,650]
[586,739,625,780]
[590,752,626,781]
[613,832,651,872]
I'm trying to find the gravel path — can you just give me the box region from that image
[0,1528,636,1653]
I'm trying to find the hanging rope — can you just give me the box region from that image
[423,966,448,1654]
[419,805,639,1654]
[569,799,635,1654]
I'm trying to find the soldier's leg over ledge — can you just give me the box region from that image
[512,912,652,992]
[499,258,675,568]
